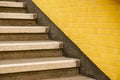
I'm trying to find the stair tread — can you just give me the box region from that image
[0,26,49,33]
[44,76,95,80]
[0,1,25,8]
[0,40,63,51]
[0,13,37,19]
[0,40,62,43]
[0,57,80,74]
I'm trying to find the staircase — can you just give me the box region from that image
[0,0,95,80]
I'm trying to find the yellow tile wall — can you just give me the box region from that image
[32,0,120,80]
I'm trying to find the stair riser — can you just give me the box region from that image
[0,68,79,80]
[0,34,49,41]
[0,49,62,60]
[0,20,37,26]
[0,7,26,13]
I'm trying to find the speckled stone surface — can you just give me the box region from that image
[44,76,95,80]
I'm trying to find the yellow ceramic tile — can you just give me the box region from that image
[117,72,120,80]
[33,0,120,80]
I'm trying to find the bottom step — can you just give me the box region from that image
[0,57,80,80]
[44,76,95,80]
[0,57,80,74]
[0,68,80,80]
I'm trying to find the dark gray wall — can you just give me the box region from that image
[17,0,110,80]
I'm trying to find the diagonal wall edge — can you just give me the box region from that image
[16,0,110,80]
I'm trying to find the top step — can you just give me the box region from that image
[0,1,25,8]
[0,0,15,1]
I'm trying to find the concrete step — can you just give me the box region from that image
[0,57,80,74]
[44,76,95,80]
[0,67,79,80]
[0,1,25,8]
[0,26,49,33]
[0,13,36,19]
[0,49,63,60]
[0,0,15,1]
[0,26,49,41]
[0,1,26,13]
[0,40,62,60]
[0,41,63,51]
[0,13,37,26]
